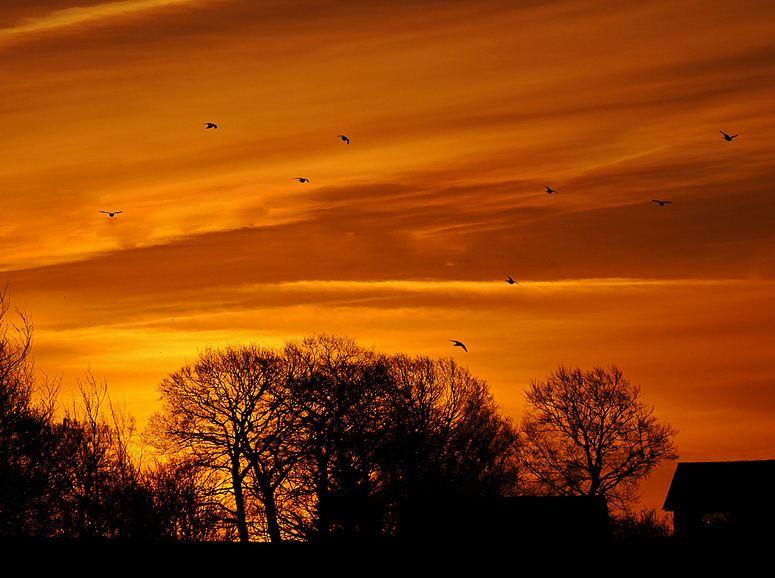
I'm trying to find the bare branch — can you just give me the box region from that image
[519,365,678,511]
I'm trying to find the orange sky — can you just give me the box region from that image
[2,0,775,513]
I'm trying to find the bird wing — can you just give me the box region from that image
[449,340,467,351]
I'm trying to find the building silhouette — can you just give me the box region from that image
[663,460,775,540]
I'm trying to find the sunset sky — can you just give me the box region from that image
[2,0,775,512]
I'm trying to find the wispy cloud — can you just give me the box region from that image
[266,277,736,293]
[0,0,220,44]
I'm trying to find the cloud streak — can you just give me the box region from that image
[0,0,222,44]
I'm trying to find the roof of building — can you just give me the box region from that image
[663,460,775,512]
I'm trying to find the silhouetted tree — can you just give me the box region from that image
[0,289,245,539]
[148,335,522,543]
[144,456,228,541]
[0,288,75,536]
[519,365,678,511]
[381,354,520,535]
[60,374,117,537]
[283,334,393,540]
[59,372,169,539]
[148,344,296,542]
[283,337,521,540]
[383,355,508,498]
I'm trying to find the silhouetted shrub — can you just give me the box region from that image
[611,506,673,539]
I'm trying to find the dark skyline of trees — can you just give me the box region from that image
[148,334,522,542]
[0,288,226,540]
[0,287,70,536]
[1,294,678,541]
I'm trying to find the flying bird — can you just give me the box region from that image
[449,340,468,352]
[100,211,122,217]
[204,122,217,129]
[504,274,518,285]
[652,200,672,206]
[338,135,350,144]
[720,131,737,141]
[296,177,309,183]
[545,186,558,194]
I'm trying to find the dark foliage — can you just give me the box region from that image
[611,506,673,539]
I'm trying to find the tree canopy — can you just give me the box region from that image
[518,365,678,510]
[149,334,521,542]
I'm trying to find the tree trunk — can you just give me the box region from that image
[256,471,282,543]
[231,455,250,543]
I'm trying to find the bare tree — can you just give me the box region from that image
[283,334,392,540]
[56,371,228,540]
[384,355,520,501]
[148,344,295,542]
[59,371,162,538]
[0,290,143,538]
[147,335,523,543]
[519,365,677,511]
[283,338,521,540]
[0,288,74,536]
[62,374,114,537]
[144,456,229,541]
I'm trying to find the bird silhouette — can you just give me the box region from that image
[100,211,122,217]
[338,135,350,144]
[545,186,557,194]
[720,131,737,141]
[204,122,217,129]
[652,200,672,206]
[504,274,518,285]
[296,177,309,183]
[449,340,468,352]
